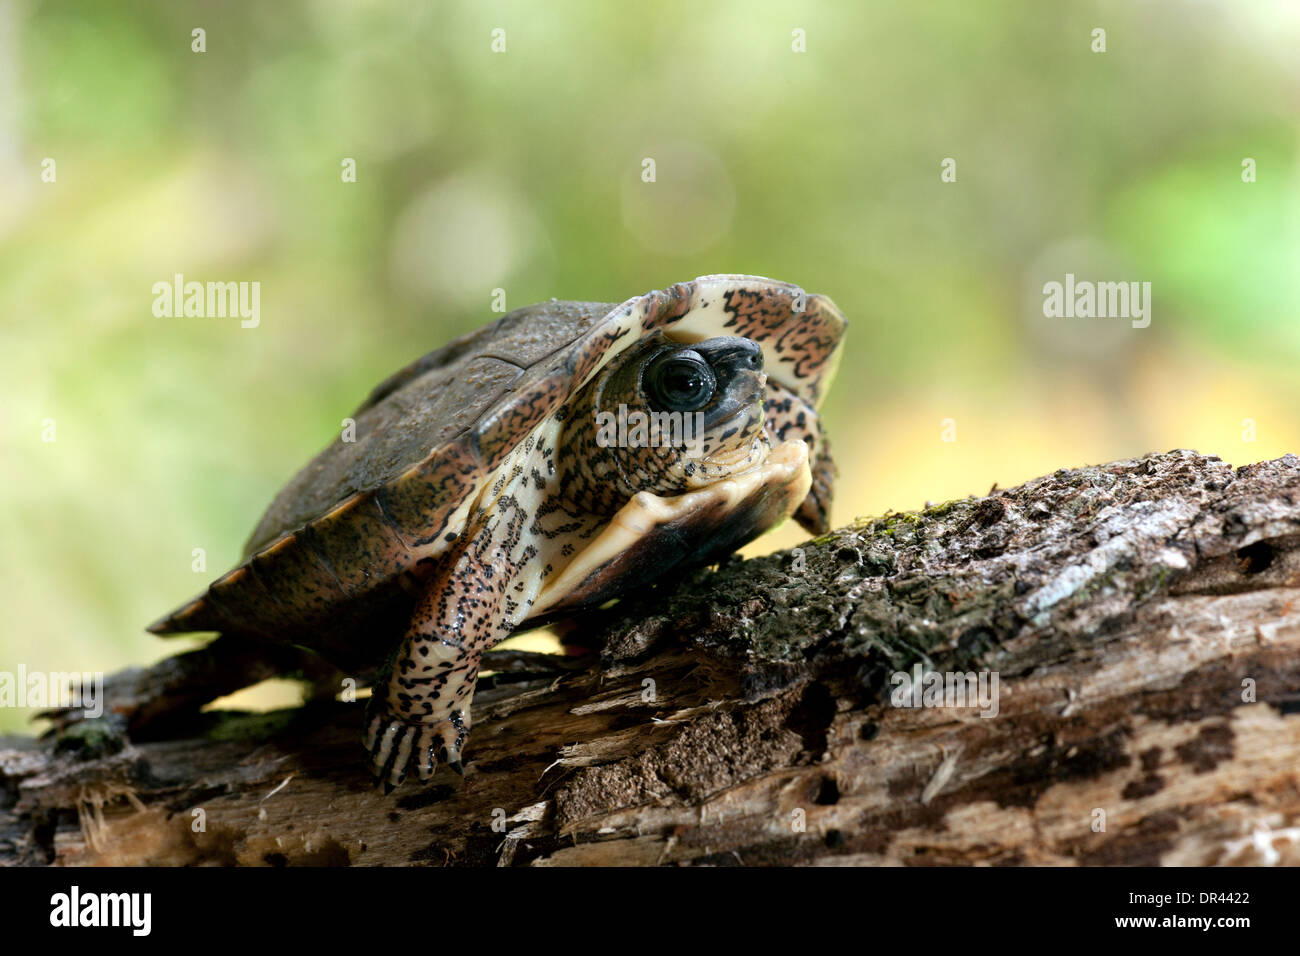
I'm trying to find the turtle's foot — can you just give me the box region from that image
[38,668,142,737]
[363,702,468,793]
[41,634,313,741]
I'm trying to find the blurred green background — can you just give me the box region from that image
[2,0,1298,730]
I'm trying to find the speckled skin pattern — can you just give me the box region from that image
[762,379,835,535]
[148,276,847,790]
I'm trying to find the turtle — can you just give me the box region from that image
[141,274,847,790]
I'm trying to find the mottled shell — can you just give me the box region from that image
[149,276,846,663]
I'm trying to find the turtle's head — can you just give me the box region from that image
[560,332,773,514]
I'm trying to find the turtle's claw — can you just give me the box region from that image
[364,704,469,792]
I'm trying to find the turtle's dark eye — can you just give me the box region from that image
[646,350,717,413]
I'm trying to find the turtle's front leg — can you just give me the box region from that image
[365,497,536,791]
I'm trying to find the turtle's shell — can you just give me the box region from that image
[150,276,845,669]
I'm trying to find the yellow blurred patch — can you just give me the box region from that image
[204,678,309,714]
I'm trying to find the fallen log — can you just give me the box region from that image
[2,449,1298,866]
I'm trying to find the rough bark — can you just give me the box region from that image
[3,449,1299,867]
